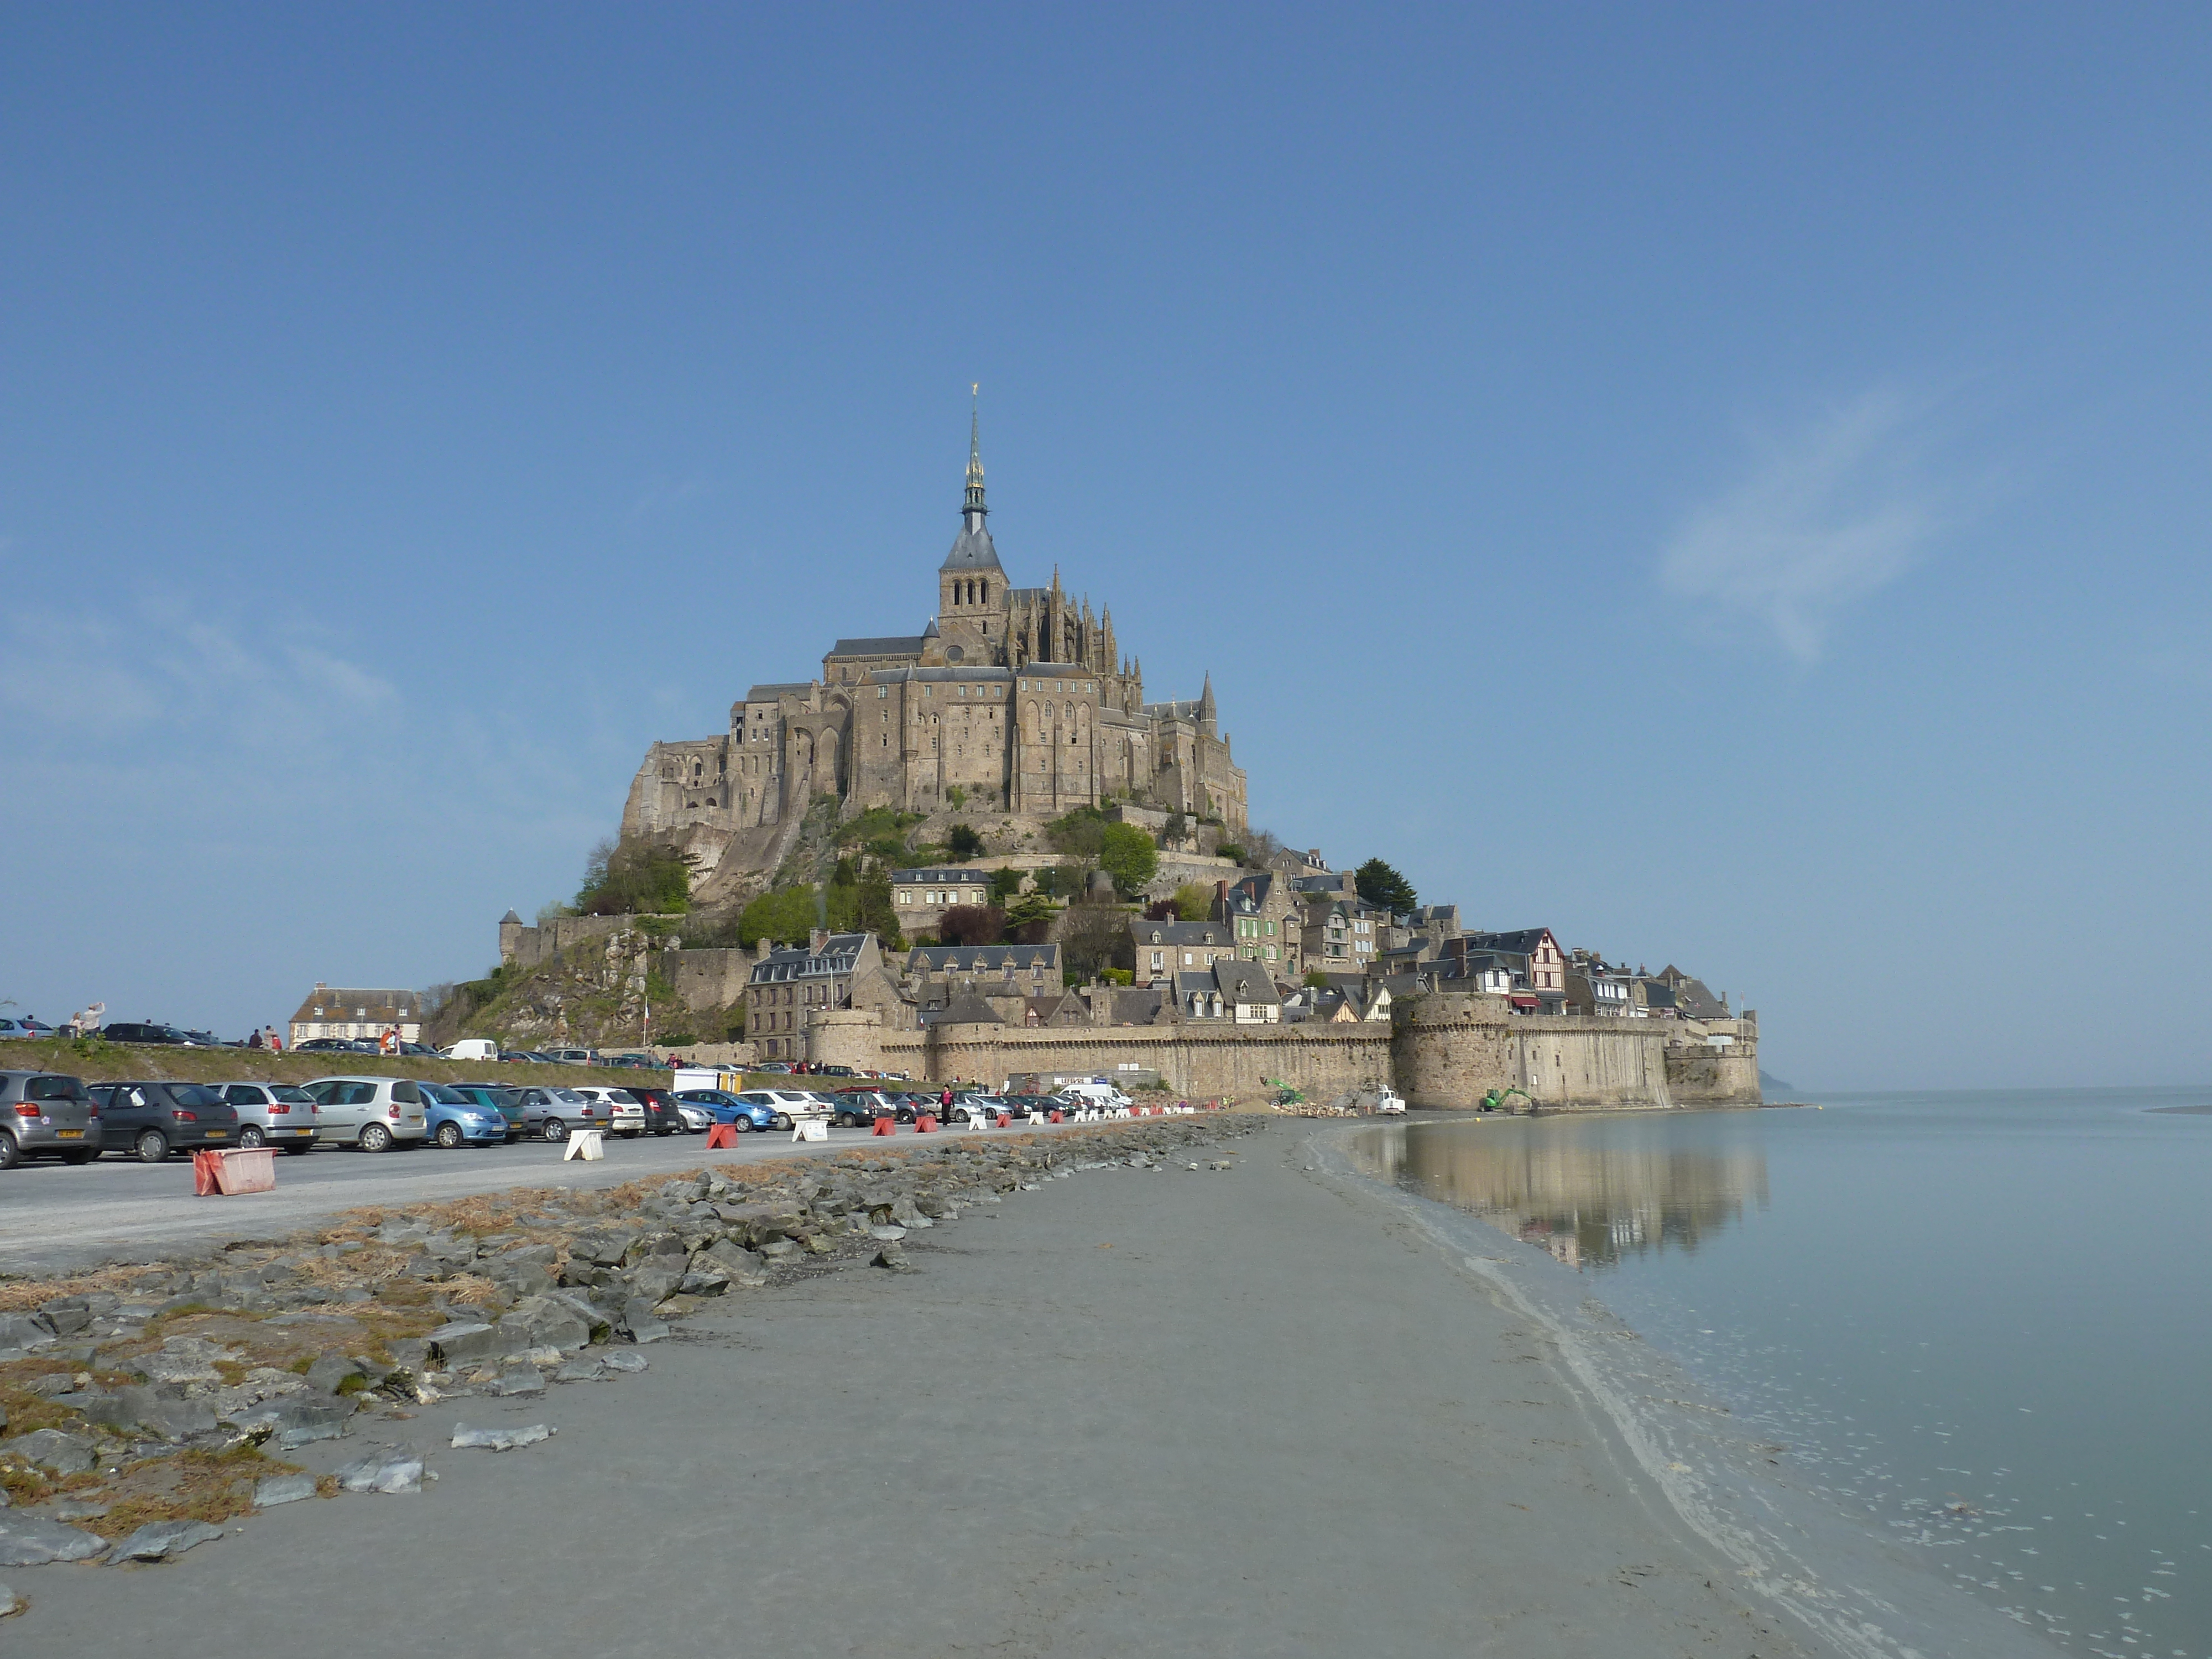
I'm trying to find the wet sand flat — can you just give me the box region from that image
[8,1122,1832,1658]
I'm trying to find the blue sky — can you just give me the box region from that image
[3,6,2206,1088]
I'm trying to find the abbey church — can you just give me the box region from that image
[622,409,1247,891]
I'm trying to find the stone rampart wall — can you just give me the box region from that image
[785,990,1761,1112]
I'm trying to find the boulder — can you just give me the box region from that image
[425,1321,504,1368]
[492,1366,545,1397]
[626,1265,684,1307]
[253,1473,318,1507]
[304,1353,366,1395]
[38,1300,92,1337]
[0,1315,54,1352]
[713,1203,804,1247]
[0,1516,108,1567]
[335,1454,422,1494]
[451,1423,553,1452]
[0,1430,95,1476]
[109,1520,225,1563]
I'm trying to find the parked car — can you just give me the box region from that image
[0,1018,33,1041]
[511,1084,617,1141]
[0,1071,100,1167]
[397,1042,442,1058]
[828,1089,898,1128]
[754,1061,794,1075]
[295,1036,372,1053]
[302,1077,430,1151]
[418,1083,510,1147]
[448,1082,525,1138]
[606,1053,658,1070]
[675,1089,777,1132]
[811,1063,857,1079]
[949,1091,1010,1124]
[567,1086,645,1136]
[442,1039,500,1062]
[624,1084,685,1136]
[672,1098,714,1133]
[100,1022,191,1046]
[544,1048,596,1067]
[213,1082,321,1154]
[84,1082,241,1161]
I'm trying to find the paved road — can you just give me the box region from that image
[0,1120,1091,1277]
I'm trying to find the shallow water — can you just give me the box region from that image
[1348,1090,2212,1659]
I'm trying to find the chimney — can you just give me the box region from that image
[810,927,829,955]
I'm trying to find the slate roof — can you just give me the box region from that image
[941,521,1003,572]
[893,868,995,886]
[1463,928,1555,956]
[907,943,1061,974]
[745,683,812,702]
[928,992,1005,1026]
[749,933,870,985]
[1212,959,1280,1006]
[827,637,928,659]
[500,910,522,925]
[288,987,424,1024]
[1128,920,1232,948]
[1671,977,1729,1020]
[870,666,1013,685]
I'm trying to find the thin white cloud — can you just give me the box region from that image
[1662,391,1944,661]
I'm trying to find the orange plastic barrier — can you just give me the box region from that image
[995,1113,1010,1128]
[193,1147,275,1196]
[872,1117,896,1136]
[1049,1110,1063,1124]
[705,1124,738,1150]
[916,1115,938,1133]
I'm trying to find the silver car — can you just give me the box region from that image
[511,1084,610,1141]
[0,1070,99,1168]
[303,1076,430,1151]
[214,1082,321,1154]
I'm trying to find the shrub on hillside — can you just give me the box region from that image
[936,904,1006,946]
[575,836,693,916]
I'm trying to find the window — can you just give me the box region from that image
[878,686,887,698]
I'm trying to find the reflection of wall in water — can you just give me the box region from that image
[1357,1120,1769,1267]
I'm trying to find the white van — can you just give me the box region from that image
[442,1039,500,1062]
[1058,1081,1133,1110]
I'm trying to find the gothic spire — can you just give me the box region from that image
[963,384,987,518]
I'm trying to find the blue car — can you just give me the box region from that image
[420,1083,510,1148]
[676,1089,779,1133]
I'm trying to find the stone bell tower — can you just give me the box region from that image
[936,389,1003,667]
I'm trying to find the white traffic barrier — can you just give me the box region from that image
[965,1113,987,1131]
[792,1118,828,1142]
[562,1130,605,1161]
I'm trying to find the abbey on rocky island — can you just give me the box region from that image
[621,406,1248,891]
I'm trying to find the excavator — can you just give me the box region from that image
[1480,1086,1535,1113]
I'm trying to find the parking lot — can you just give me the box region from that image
[0,1117,1097,1279]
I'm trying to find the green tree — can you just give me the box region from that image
[938,904,1005,946]
[738,884,819,947]
[1354,857,1418,915]
[1098,822,1159,894]
[1005,893,1057,942]
[575,836,693,916]
[988,865,1025,903]
[1045,805,1110,859]
[1171,881,1212,921]
[1162,809,1187,844]
[1304,968,1331,989]
[946,822,984,862]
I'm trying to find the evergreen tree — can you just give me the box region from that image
[1354,857,1418,915]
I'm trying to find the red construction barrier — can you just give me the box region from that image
[995,1113,1010,1128]
[705,1123,738,1150]
[916,1115,938,1133]
[872,1117,896,1136]
[1049,1110,1063,1124]
[194,1147,275,1196]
